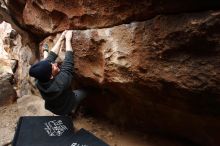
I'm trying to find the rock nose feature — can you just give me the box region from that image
[6,0,220,34]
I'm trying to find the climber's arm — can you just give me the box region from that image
[45,30,67,62]
[55,30,74,89]
[43,44,49,59]
[65,30,73,52]
[60,30,73,76]
[51,30,66,55]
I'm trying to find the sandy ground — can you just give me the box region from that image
[0,95,193,146]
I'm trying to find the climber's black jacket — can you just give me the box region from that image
[36,51,75,115]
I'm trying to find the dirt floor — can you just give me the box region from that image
[0,95,193,146]
[74,113,193,146]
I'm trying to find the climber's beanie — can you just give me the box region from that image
[29,60,52,82]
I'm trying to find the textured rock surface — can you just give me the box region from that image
[2,0,220,146]
[6,0,220,34]
[41,11,220,146]
[0,21,34,97]
[0,58,16,80]
[0,80,17,106]
[0,58,17,106]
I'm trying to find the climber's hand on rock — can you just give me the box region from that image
[58,30,67,42]
[50,30,67,55]
[65,30,73,41]
[65,30,73,52]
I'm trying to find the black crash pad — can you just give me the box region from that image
[12,116,109,146]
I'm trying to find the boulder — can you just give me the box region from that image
[0,80,17,106]
[3,0,220,145]
[0,21,35,97]
[41,10,220,146]
[0,58,17,106]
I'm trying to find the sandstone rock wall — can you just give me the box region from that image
[0,21,34,97]
[7,0,220,34]
[40,10,220,146]
[2,0,220,146]
[0,59,17,106]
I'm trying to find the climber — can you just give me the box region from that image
[29,30,88,116]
